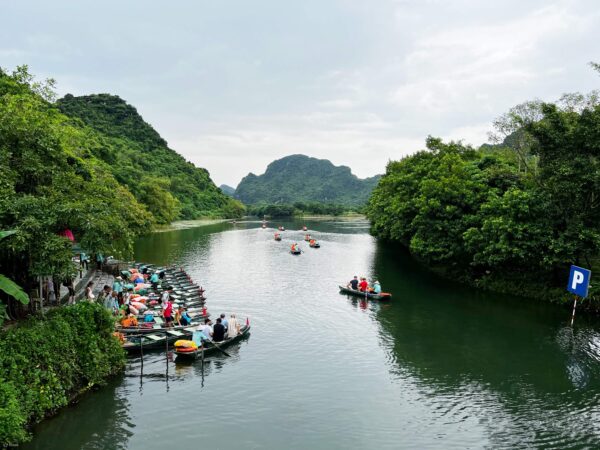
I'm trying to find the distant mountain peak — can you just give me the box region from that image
[235,154,380,206]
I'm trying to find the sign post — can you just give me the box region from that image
[567,265,591,326]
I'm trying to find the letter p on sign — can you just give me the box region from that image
[567,265,591,298]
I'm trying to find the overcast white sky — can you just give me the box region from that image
[1,0,599,187]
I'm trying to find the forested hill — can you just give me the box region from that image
[234,154,380,205]
[57,94,243,222]
[219,184,236,197]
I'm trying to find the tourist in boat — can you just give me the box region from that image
[213,317,225,342]
[199,318,213,341]
[228,314,240,338]
[372,280,382,295]
[358,277,369,292]
[176,306,192,326]
[220,313,229,333]
[163,296,174,327]
[149,271,160,289]
[161,287,172,304]
[348,276,359,290]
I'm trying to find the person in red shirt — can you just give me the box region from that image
[358,277,368,292]
[163,298,174,327]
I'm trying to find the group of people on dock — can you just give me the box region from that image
[197,313,241,343]
[347,276,381,294]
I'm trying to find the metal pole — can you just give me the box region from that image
[139,335,144,367]
[571,295,578,326]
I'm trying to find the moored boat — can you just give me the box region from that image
[338,285,392,301]
[174,324,251,360]
[121,327,196,354]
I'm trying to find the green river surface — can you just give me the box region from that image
[22,218,600,449]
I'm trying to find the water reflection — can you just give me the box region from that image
[23,218,600,449]
[371,240,600,448]
[21,378,134,450]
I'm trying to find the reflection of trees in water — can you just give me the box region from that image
[22,377,133,450]
[133,222,231,264]
[370,240,600,447]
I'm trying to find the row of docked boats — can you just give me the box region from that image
[116,263,250,360]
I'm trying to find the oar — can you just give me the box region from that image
[211,340,231,357]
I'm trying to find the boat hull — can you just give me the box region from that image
[174,325,251,360]
[338,285,392,301]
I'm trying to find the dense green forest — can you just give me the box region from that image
[367,74,600,305]
[247,202,359,218]
[0,66,241,305]
[57,93,244,222]
[235,154,380,206]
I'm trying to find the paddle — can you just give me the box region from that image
[211,340,231,357]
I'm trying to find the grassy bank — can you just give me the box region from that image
[0,302,125,446]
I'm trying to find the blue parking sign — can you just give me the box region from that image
[567,265,591,298]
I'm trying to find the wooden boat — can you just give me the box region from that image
[278,226,285,231]
[274,234,282,241]
[290,249,301,255]
[121,327,195,354]
[174,324,251,360]
[338,285,392,301]
[309,242,320,248]
[118,311,210,335]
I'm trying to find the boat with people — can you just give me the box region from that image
[290,243,302,255]
[302,225,307,231]
[174,323,251,360]
[338,285,392,301]
[278,226,285,231]
[309,240,320,248]
[274,233,282,241]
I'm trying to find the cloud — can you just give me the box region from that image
[1,0,599,186]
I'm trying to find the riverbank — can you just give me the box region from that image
[0,303,124,447]
[153,218,230,233]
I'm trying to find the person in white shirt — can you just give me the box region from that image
[198,319,213,341]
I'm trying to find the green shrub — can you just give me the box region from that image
[0,302,125,446]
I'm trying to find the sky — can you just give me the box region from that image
[1,0,599,187]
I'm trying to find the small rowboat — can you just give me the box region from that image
[175,324,251,360]
[290,249,301,255]
[121,327,195,354]
[338,285,392,301]
[278,226,285,231]
[274,236,282,241]
[309,242,320,248]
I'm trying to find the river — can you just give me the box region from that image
[22,218,600,449]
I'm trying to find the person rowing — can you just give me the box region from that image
[372,280,382,295]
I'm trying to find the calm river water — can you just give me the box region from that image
[23,219,600,449]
